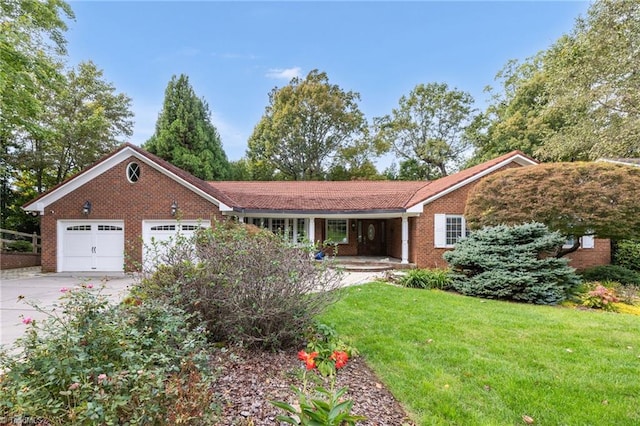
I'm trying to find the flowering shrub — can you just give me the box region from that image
[582,282,620,311]
[304,322,358,377]
[0,284,217,425]
[272,349,366,426]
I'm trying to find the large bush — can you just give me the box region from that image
[613,239,640,272]
[580,264,640,286]
[0,285,216,425]
[443,222,581,305]
[140,221,342,350]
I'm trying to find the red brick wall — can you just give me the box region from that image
[0,253,41,270]
[386,218,402,259]
[40,156,223,272]
[407,163,612,270]
[413,186,471,269]
[314,218,358,256]
[566,239,611,271]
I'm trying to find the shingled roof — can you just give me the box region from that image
[210,150,537,213]
[23,144,536,215]
[209,180,430,213]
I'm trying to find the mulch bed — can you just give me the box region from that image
[212,348,416,425]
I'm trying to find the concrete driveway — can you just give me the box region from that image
[0,273,136,349]
[0,270,385,351]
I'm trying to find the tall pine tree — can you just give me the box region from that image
[145,74,229,180]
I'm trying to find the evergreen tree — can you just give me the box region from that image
[144,74,229,180]
[443,222,581,305]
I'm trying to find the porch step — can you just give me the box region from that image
[331,256,415,272]
[336,263,396,272]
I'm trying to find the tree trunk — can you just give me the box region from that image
[555,239,580,258]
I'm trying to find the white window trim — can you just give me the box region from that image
[434,214,467,248]
[563,234,595,249]
[325,219,349,245]
[246,216,308,245]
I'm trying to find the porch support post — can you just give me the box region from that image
[308,218,316,244]
[401,215,409,264]
[238,216,245,223]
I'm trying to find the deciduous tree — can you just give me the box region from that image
[144,74,229,180]
[5,61,134,231]
[0,0,74,137]
[540,0,640,160]
[247,70,369,180]
[375,82,476,179]
[1,0,74,230]
[465,162,640,255]
[469,0,640,163]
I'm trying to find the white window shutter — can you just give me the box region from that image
[581,235,595,249]
[434,214,447,248]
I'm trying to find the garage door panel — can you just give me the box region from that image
[60,221,124,272]
[94,231,124,271]
[63,230,93,257]
[142,221,209,270]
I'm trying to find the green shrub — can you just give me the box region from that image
[139,221,342,350]
[580,264,640,286]
[443,222,581,305]
[0,284,216,425]
[3,239,33,252]
[613,239,640,272]
[399,268,452,290]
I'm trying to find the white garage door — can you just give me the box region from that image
[142,220,210,269]
[59,221,124,272]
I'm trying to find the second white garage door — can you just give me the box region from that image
[142,220,210,269]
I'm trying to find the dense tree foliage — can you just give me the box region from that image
[375,82,475,179]
[247,70,372,181]
[1,0,74,230]
[0,0,73,137]
[465,162,640,251]
[3,62,133,231]
[465,57,560,164]
[469,0,640,163]
[144,74,229,180]
[443,222,580,305]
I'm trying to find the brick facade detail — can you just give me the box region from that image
[566,239,611,271]
[0,253,41,270]
[39,157,222,272]
[30,147,611,273]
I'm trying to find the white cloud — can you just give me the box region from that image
[265,67,302,80]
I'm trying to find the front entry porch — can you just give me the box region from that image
[235,213,416,265]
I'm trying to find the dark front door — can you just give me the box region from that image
[357,220,385,256]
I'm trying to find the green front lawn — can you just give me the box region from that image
[320,283,640,425]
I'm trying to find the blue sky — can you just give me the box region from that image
[65,1,591,165]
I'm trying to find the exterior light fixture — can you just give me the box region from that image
[82,201,92,215]
[170,200,178,216]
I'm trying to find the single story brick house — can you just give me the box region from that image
[23,143,610,273]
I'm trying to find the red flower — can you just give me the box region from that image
[297,350,319,370]
[330,350,349,369]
